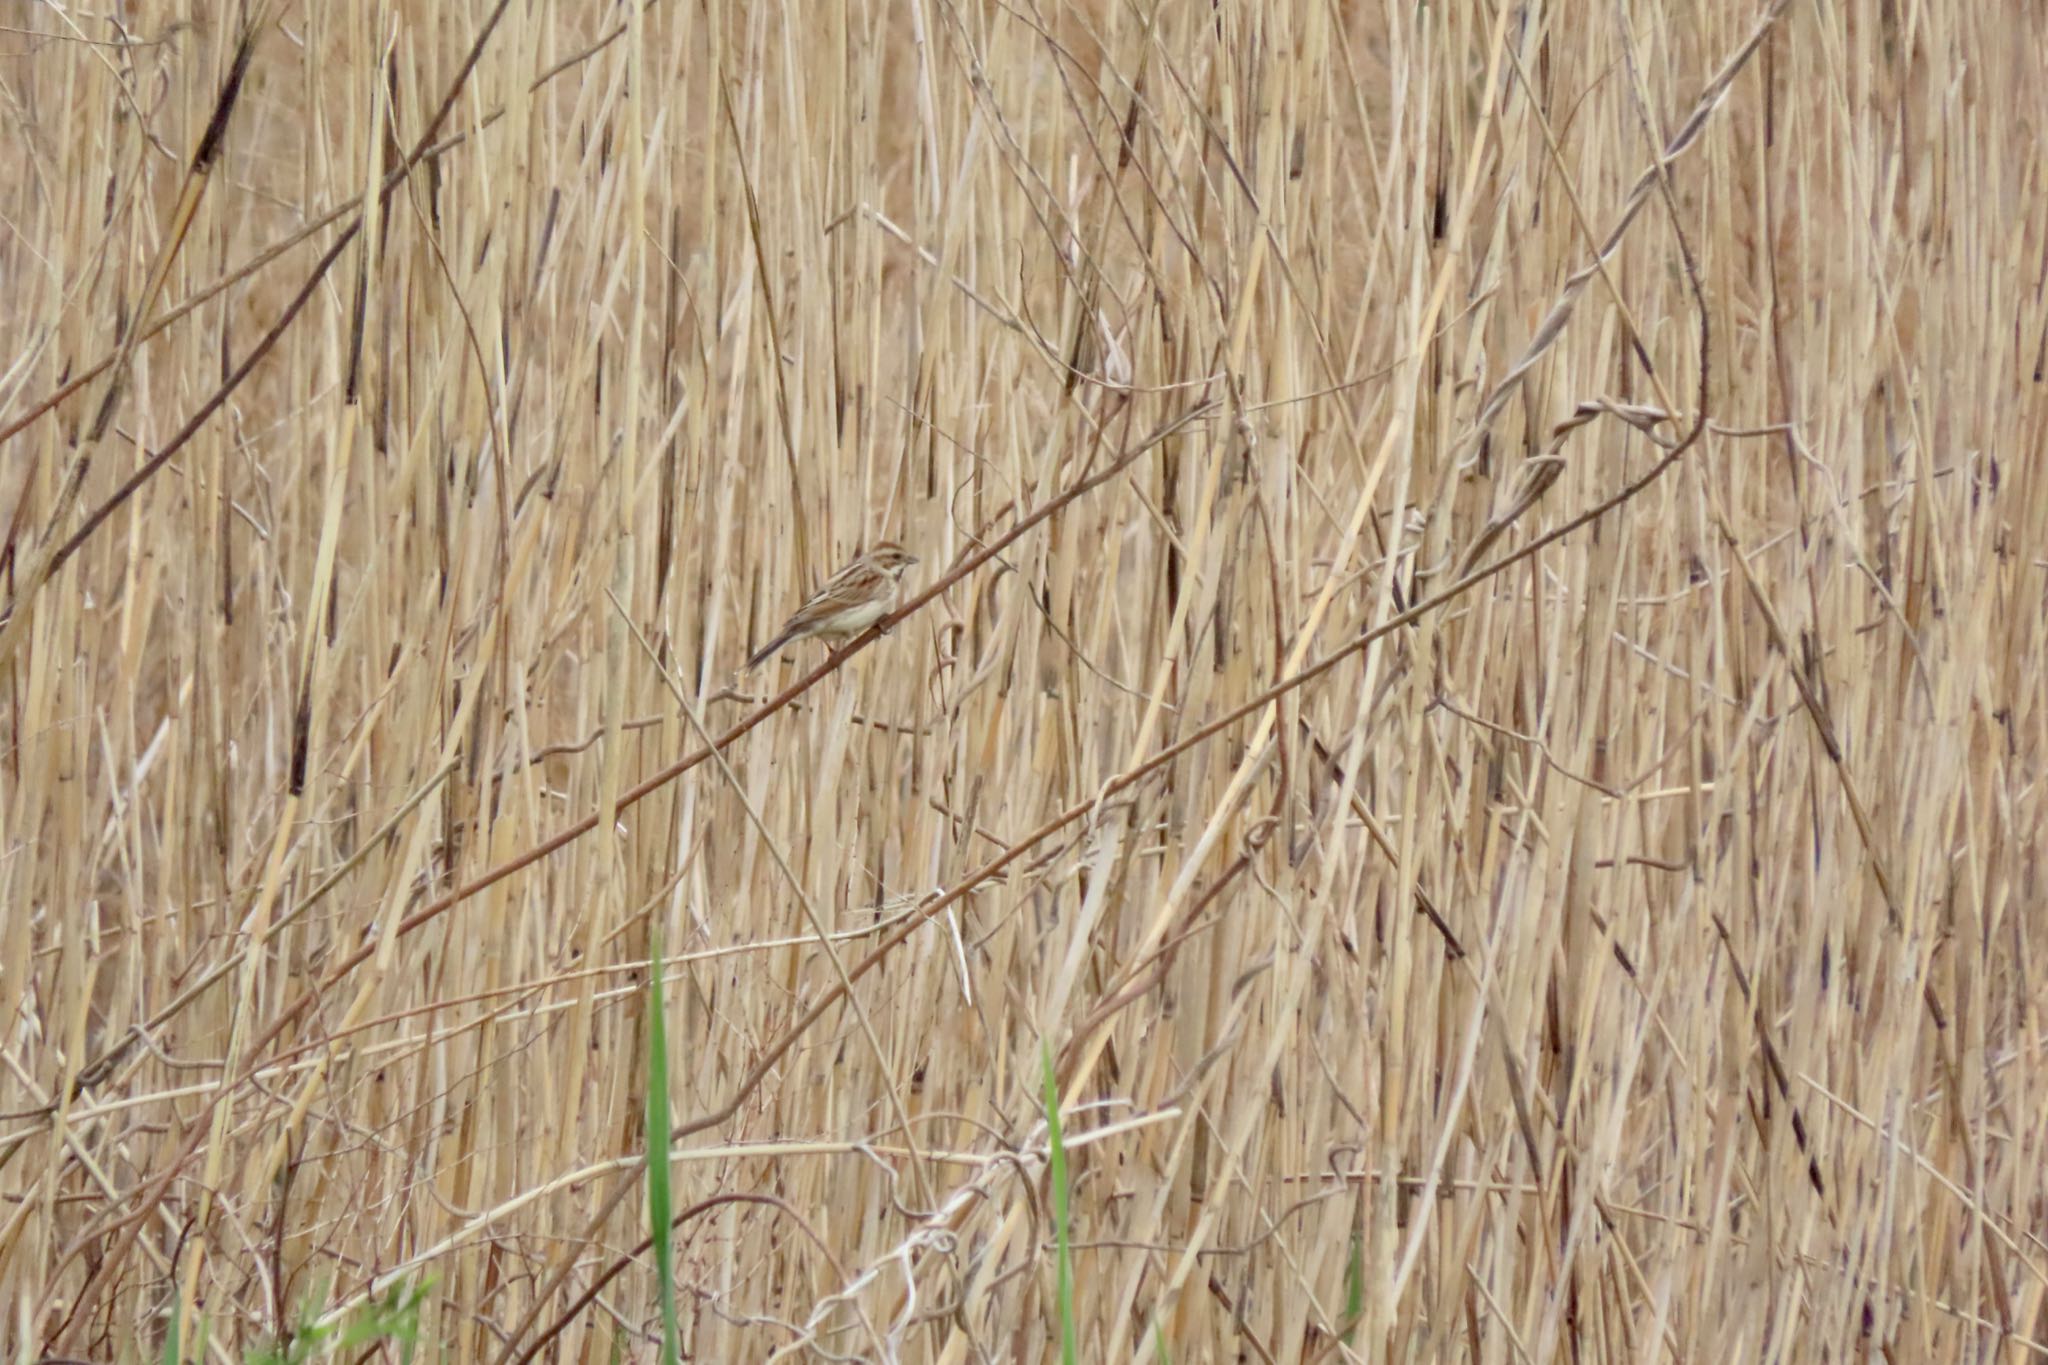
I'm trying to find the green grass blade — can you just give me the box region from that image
[158,1301,181,1365]
[1042,1041,1077,1365]
[646,924,682,1365]
[1342,1225,1366,1344]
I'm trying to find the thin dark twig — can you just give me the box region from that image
[512,1193,850,1365]
[0,0,525,644]
[490,368,1709,1360]
[483,398,1217,1359]
[0,4,660,458]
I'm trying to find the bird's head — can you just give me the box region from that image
[868,542,919,577]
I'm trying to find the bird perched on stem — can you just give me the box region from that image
[746,542,919,670]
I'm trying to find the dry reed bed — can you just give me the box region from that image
[1,0,2044,1360]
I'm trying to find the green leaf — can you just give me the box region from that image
[158,1299,181,1365]
[1342,1226,1366,1344]
[1042,1041,1077,1365]
[647,925,683,1365]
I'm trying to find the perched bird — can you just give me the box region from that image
[746,541,920,669]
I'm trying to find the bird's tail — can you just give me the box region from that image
[745,628,795,671]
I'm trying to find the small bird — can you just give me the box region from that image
[746,541,920,669]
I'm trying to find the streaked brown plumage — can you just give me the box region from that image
[745,542,919,669]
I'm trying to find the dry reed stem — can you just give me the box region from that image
[3,0,2044,1361]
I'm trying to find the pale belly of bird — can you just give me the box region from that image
[821,597,892,640]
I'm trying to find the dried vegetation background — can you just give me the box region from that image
[2,0,2046,1360]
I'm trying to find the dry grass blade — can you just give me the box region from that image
[1,1,2040,1360]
